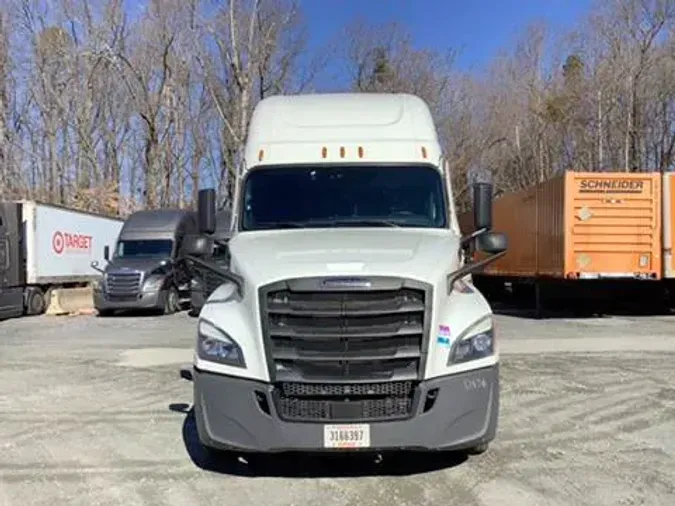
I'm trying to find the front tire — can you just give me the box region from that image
[164,286,179,315]
[25,287,46,316]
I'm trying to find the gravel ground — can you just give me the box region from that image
[1,309,674,506]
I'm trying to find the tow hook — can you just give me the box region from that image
[180,364,193,382]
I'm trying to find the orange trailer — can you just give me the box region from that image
[460,171,664,314]
[663,172,675,279]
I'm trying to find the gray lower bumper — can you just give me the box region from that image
[93,289,166,311]
[193,365,499,453]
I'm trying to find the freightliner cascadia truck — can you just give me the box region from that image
[91,209,198,316]
[179,93,508,459]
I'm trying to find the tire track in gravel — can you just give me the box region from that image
[3,313,675,506]
[489,351,675,506]
[499,356,674,445]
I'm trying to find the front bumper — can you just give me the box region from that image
[93,289,166,311]
[193,365,499,453]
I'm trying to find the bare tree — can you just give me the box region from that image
[0,9,15,198]
[196,0,311,211]
[2,0,675,219]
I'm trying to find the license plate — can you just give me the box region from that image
[323,424,370,448]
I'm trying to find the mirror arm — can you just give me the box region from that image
[185,254,244,297]
[460,227,488,248]
[446,250,507,295]
[90,261,104,274]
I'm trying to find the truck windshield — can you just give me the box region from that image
[115,239,173,258]
[241,164,448,231]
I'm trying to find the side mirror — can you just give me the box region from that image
[477,231,507,255]
[183,234,214,256]
[103,245,110,261]
[197,188,216,235]
[473,182,493,231]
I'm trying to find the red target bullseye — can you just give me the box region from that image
[52,231,65,254]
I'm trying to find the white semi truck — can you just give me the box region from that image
[179,93,508,458]
[0,201,124,320]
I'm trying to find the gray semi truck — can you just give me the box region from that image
[91,209,198,316]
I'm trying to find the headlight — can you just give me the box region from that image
[448,316,495,365]
[143,275,164,290]
[197,319,245,368]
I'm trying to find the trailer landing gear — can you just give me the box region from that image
[534,281,543,319]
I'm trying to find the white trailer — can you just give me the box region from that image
[0,200,124,319]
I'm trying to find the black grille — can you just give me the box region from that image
[273,380,416,422]
[106,271,142,296]
[280,380,413,397]
[107,294,138,302]
[259,276,431,422]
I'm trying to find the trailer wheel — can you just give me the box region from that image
[25,287,46,316]
[164,286,179,315]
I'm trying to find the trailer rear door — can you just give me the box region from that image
[663,173,675,278]
[0,203,25,319]
[565,172,661,279]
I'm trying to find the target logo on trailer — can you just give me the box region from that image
[52,230,93,255]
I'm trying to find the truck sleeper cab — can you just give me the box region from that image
[93,209,197,316]
[180,93,507,457]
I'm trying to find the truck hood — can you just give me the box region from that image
[228,228,461,288]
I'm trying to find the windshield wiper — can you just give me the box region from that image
[310,218,400,228]
[255,221,307,229]
[254,219,402,230]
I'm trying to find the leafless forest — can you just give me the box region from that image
[0,0,674,216]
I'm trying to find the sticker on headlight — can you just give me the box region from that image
[438,324,451,336]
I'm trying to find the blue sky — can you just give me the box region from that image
[119,0,597,93]
[121,0,596,79]
[301,0,594,72]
